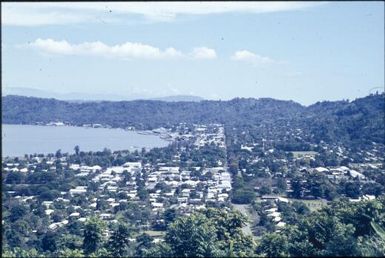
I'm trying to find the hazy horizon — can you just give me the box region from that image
[4,86,384,108]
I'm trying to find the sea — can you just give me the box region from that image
[2,124,169,158]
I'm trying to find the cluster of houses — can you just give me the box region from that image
[349,194,376,202]
[43,121,107,128]
[233,130,383,199]
[169,123,227,149]
[3,156,69,173]
[146,166,232,214]
[261,196,290,231]
[193,124,226,148]
[91,162,142,191]
[312,166,366,181]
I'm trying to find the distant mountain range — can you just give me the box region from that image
[2,87,204,102]
[151,95,204,102]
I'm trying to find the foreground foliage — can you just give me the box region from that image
[145,208,255,257]
[2,197,385,257]
[256,196,385,257]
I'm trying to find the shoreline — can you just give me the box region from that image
[2,123,172,158]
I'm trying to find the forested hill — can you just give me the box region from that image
[304,93,385,144]
[2,93,384,144]
[2,95,305,128]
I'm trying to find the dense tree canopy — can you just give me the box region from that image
[145,208,255,257]
[256,197,385,257]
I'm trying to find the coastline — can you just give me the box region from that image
[2,123,172,158]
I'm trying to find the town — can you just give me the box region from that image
[3,120,384,250]
[3,124,232,243]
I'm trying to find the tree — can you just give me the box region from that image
[4,224,24,249]
[203,208,255,256]
[232,189,256,204]
[82,216,106,255]
[144,242,172,257]
[276,178,287,193]
[38,189,60,201]
[256,232,289,257]
[138,188,149,201]
[344,181,361,198]
[259,185,272,195]
[259,197,385,257]
[5,172,25,184]
[290,176,304,199]
[358,219,385,257]
[164,208,177,227]
[362,182,384,197]
[74,145,80,156]
[357,235,385,257]
[57,233,83,251]
[292,201,310,215]
[9,204,28,222]
[41,231,58,253]
[135,233,154,257]
[2,247,44,258]
[96,199,109,211]
[323,223,359,256]
[165,213,219,257]
[107,223,131,257]
[58,248,84,257]
[55,149,62,159]
[160,208,255,257]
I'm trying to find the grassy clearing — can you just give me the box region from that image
[289,198,328,212]
[291,151,318,158]
[255,197,328,212]
[143,230,166,237]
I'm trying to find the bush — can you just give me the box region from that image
[232,189,256,204]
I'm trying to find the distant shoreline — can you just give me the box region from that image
[2,124,171,158]
[3,122,175,141]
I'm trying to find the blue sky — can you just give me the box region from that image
[2,2,384,105]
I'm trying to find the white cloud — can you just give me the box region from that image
[191,47,217,60]
[2,3,98,26]
[2,2,325,26]
[28,38,217,60]
[231,50,282,65]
